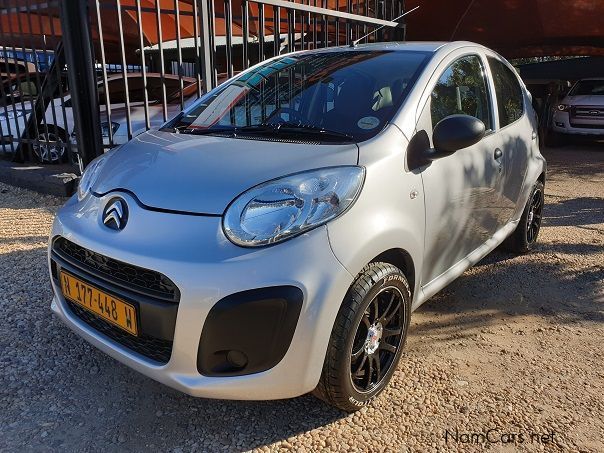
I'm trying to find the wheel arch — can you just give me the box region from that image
[370,248,416,298]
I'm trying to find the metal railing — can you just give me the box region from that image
[0,0,406,169]
[0,0,74,165]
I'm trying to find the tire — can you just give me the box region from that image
[313,262,411,412]
[502,181,544,254]
[31,125,68,164]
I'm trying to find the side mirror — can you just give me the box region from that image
[430,115,486,159]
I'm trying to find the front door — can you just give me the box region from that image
[419,54,503,285]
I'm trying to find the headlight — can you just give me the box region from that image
[557,104,570,111]
[223,166,365,247]
[77,156,107,201]
[101,121,120,137]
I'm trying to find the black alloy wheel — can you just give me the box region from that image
[350,286,405,393]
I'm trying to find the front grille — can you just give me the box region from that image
[66,300,173,364]
[53,237,179,303]
[569,122,604,130]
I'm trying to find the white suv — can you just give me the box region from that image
[553,78,604,138]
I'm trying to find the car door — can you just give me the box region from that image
[417,53,504,286]
[485,55,531,226]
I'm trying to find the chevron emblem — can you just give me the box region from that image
[102,198,128,231]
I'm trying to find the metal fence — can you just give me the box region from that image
[0,0,406,170]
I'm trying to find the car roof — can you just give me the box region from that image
[302,41,481,54]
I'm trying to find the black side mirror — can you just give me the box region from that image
[430,114,486,159]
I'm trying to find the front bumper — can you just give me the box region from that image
[553,111,604,135]
[49,191,353,400]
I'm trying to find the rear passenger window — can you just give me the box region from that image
[487,57,524,127]
[430,55,492,130]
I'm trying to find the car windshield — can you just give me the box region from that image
[569,80,604,96]
[167,49,430,142]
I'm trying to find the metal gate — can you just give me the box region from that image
[0,0,406,170]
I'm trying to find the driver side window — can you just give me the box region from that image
[430,55,492,130]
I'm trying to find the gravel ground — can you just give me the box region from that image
[0,144,603,452]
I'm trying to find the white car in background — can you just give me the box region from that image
[0,73,199,163]
[553,78,604,141]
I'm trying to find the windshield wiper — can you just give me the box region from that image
[169,123,355,142]
[240,122,356,141]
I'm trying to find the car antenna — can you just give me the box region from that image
[350,6,420,47]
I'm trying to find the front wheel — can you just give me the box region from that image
[313,262,411,412]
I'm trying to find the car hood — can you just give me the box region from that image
[93,130,359,215]
[564,95,604,107]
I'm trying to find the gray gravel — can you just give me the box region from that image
[1,143,603,452]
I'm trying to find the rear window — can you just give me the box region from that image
[487,57,524,128]
[569,80,604,96]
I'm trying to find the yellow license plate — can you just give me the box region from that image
[60,271,138,336]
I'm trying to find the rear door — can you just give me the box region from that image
[485,55,532,226]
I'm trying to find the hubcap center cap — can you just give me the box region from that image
[528,210,534,225]
[365,322,383,354]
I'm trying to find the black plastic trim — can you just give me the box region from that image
[198,286,303,377]
[52,237,180,303]
[51,253,178,340]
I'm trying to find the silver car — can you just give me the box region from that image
[48,42,546,412]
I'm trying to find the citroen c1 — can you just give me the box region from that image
[48,42,546,412]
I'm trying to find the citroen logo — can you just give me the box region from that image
[102,197,128,231]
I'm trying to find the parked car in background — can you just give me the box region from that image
[552,78,604,142]
[0,73,200,163]
[49,42,546,412]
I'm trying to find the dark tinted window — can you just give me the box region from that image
[569,80,604,96]
[487,57,524,127]
[171,50,430,142]
[431,55,492,130]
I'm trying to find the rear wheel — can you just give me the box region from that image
[314,262,411,412]
[503,181,544,254]
[31,125,68,164]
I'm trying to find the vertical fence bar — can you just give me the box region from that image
[95,0,113,146]
[192,0,203,96]
[25,0,52,154]
[198,0,214,91]
[242,0,249,70]
[154,0,168,120]
[258,3,265,61]
[273,6,279,56]
[34,1,60,140]
[5,9,31,161]
[135,0,150,130]
[224,0,233,78]
[47,4,71,154]
[287,9,293,53]
[60,0,103,167]
[115,0,132,140]
[208,0,217,86]
[0,12,16,155]
[174,0,184,109]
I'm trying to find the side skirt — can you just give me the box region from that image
[411,219,519,311]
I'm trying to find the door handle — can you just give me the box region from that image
[494,148,503,160]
